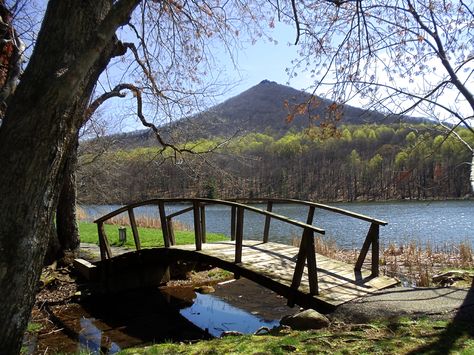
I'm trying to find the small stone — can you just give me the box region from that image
[221,331,243,337]
[194,285,215,294]
[281,345,297,352]
[280,309,330,330]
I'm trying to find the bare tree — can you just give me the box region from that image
[0,0,270,351]
[283,0,474,191]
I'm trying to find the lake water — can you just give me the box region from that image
[83,200,473,249]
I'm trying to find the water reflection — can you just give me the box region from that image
[78,318,121,354]
[35,279,290,354]
[180,293,280,337]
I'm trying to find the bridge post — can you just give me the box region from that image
[97,222,112,260]
[193,201,203,251]
[371,224,380,277]
[235,206,244,264]
[200,204,206,243]
[305,229,319,295]
[230,206,236,241]
[158,202,171,248]
[289,227,319,305]
[355,222,379,276]
[302,205,315,239]
[263,201,273,243]
[128,208,141,251]
[167,218,176,246]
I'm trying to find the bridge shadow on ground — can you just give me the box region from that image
[407,278,474,354]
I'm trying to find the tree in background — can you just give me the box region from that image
[288,0,474,191]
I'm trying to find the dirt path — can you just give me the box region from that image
[331,286,474,323]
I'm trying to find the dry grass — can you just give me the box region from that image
[292,236,474,287]
[104,214,191,231]
[76,206,191,231]
[76,205,87,220]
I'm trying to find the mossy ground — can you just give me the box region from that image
[118,318,474,354]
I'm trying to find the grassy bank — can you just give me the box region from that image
[119,317,474,354]
[78,221,227,248]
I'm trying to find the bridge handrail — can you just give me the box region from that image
[230,198,387,226]
[93,198,326,235]
[93,197,385,293]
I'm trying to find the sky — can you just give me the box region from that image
[215,22,312,100]
[16,1,474,134]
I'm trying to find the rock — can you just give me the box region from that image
[221,331,243,337]
[432,270,473,286]
[280,309,330,330]
[281,345,297,352]
[194,285,215,294]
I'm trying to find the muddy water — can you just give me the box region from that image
[32,279,294,354]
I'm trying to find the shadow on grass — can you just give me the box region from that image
[408,278,474,354]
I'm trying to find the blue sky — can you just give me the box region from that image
[215,22,312,101]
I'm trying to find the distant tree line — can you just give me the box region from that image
[78,124,473,204]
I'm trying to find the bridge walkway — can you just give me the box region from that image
[89,198,399,310]
[172,240,398,308]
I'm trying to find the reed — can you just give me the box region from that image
[293,236,474,287]
[103,214,191,231]
[76,207,191,231]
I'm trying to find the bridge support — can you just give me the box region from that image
[95,252,171,293]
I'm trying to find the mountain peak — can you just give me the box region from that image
[258,79,277,85]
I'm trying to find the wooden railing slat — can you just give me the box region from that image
[97,222,112,260]
[158,201,170,248]
[128,208,141,251]
[235,206,244,264]
[355,222,379,275]
[371,224,380,277]
[193,201,202,251]
[200,204,207,243]
[304,229,319,295]
[263,201,273,243]
[230,206,236,241]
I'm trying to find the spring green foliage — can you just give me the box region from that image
[78,124,474,203]
[78,222,227,248]
[118,318,474,355]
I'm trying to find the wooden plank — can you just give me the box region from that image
[169,240,398,308]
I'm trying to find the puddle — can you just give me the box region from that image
[29,278,294,354]
[180,292,280,336]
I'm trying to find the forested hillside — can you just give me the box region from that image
[78,123,473,204]
[98,80,422,150]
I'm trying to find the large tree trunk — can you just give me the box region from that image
[56,138,80,252]
[0,1,138,352]
[44,138,80,265]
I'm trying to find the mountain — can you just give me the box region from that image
[95,80,419,148]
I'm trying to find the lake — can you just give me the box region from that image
[83,200,473,249]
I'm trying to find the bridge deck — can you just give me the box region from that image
[172,240,398,307]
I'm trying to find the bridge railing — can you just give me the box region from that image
[94,198,325,295]
[93,197,387,295]
[229,198,387,277]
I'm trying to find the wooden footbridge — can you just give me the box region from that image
[84,198,398,310]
